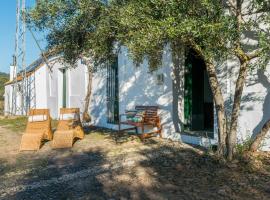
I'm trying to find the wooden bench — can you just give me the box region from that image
[118,106,162,140]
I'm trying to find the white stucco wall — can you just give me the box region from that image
[90,46,184,139]
[228,63,270,151]
[118,47,177,137]
[4,84,12,116]
[4,82,24,115]
[35,65,48,110]
[46,58,87,119]
[4,57,87,119]
[68,61,87,113]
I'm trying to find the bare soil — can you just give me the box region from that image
[1,123,270,200]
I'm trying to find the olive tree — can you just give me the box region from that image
[28,0,117,121]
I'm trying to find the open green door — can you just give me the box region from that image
[184,49,214,133]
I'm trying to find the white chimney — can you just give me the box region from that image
[9,65,17,81]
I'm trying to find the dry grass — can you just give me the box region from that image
[0,116,27,132]
[0,116,58,133]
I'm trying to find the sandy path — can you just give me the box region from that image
[0,126,22,157]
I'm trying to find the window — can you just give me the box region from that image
[106,57,119,124]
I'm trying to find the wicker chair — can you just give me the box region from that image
[20,109,53,151]
[52,108,84,148]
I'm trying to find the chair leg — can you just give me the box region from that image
[140,125,145,142]
[118,122,121,135]
[157,118,162,138]
[158,128,163,138]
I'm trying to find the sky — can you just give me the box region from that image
[0,0,47,74]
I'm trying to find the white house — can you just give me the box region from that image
[4,45,270,150]
[4,55,88,119]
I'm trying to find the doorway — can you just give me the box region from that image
[184,49,214,135]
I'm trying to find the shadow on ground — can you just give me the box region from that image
[1,127,270,200]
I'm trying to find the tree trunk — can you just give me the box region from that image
[204,61,227,157]
[249,119,270,152]
[227,61,248,160]
[82,67,93,122]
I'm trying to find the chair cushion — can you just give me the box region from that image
[61,113,79,120]
[28,115,47,122]
[125,110,137,120]
[126,111,145,122]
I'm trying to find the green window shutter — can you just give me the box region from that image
[63,69,67,108]
[106,57,119,124]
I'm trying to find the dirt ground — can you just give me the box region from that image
[1,121,270,200]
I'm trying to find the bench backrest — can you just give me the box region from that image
[26,109,51,132]
[60,108,80,115]
[28,109,50,117]
[135,106,159,123]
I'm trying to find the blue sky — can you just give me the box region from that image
[0,1,47,74]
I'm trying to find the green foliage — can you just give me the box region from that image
[28,0,117,66]
[28,0,238,71]
[109,0,237,70]
[231,0,270,67]
[236,136,253,156]
[0,72,9,101]
[28,0,270,72]
[0,117,27,132]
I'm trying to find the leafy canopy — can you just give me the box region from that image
[110,0,237,70]
[29,0,117,66]
[29,0,237,70]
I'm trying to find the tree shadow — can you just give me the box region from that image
[1,136,270,200]
[252,69,270,138]
[0,149,110,200]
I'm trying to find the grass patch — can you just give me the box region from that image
[89,131,108,140]
[0,117,59,132]
[0,101,4,115]
[0,117,27,132]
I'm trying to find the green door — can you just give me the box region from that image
[62,69,67,108]
[184,62,192,130]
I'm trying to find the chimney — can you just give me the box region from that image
[10,65,17,81]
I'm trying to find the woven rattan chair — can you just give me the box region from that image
[20,109,53,151]
[52,108,84,148]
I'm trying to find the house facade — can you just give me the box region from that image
[4,55,88,119]
[4,45,270,151]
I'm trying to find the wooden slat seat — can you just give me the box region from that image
[118,106,162,140]
[52,108,85,149]
[20,109,53,151]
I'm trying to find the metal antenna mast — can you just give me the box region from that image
[11,0,27,115]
